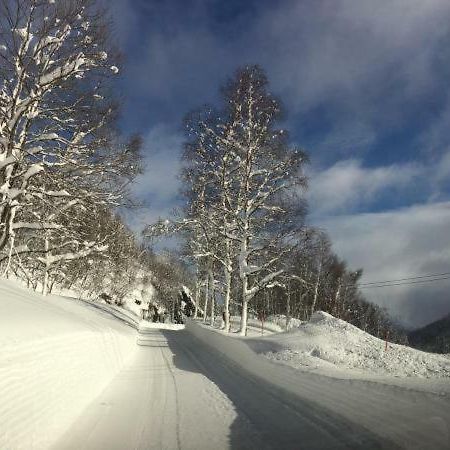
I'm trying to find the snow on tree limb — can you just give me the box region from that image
[0,0,142,281]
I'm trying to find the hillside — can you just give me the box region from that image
[409,313,450,354]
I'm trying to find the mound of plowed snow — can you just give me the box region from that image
[248,311,450,379]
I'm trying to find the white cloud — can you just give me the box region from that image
[132,124,183,203]
[308,159,421,216]
[318,202,450,327]
[126,124,185,235]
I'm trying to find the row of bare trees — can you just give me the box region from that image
[147,66,405,342]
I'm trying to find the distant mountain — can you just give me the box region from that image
[408,313,450,354]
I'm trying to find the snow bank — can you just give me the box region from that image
[266,314,305,331]
[254,311,450,379]
[226,316,283,334]
[186,312,450,396]
[138,320,185,331]
[186,318,450,449]
[0,278,138,450]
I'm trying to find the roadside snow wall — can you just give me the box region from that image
[0,279,138,450]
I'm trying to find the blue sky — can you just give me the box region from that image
[109,0,450,327]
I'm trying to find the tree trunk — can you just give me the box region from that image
[209,267,215,326]
[193,278,199,319]
[333,279,341,317]
[78,271,89,299]
[286,282,291,330]
[239,234,250,336]
[224,264,231,332]
[2,235,15,278]
[42,236,50,296]
[310,261,322,318]
[239,297,248,336]
[239,274,249,336]
[203,275,209,322]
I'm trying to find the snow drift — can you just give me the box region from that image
[0,278,138,450]
[250,311,450,379]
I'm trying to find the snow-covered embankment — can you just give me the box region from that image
[188,311,450,394]
[0,279,138,450]
[255,311,450,379]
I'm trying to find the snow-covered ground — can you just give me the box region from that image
[185,319,450,449]
[198,311,450,396]
[0,278,138,450]
[266,314,305,331]
[200,315,283,337]
[249,311,450,379]
[2,278,449,449]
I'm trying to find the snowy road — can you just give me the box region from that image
[53,326,449,450]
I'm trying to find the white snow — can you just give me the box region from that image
[253,311,450,379]
[0,278,137,450]
[266,314,304,330]
[226,315,283,334]
[1,277,449,449]
[185,319,450,448]
[198,315,283,337]
[138,320,184,332]
[53,325,258,450]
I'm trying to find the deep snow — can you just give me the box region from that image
[2,278,450,449]
[199,311,450,396]
[0,278,138,449]
[186,319,450,449]
[251,311,450,379]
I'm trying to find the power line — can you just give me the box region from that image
[358,272,450,287]
[358,275,450,289]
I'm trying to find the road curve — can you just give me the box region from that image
[53,326,449,450]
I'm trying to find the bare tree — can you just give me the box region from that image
[0,0,139,265]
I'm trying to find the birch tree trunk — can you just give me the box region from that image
[209,267,215,326]
[203,275,209,322]
[42,236,50,297]
[193,278,199,319]
[239,272,249,336]
[310,261,322,318]
[333,279,341,317]
[286,282,291,330]
[224,263,232,332]
[240,297,249,336]
[239,234,249,336]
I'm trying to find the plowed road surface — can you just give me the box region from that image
[53,326,450,450]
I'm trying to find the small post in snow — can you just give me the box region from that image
[260,310,265,336]
[385,330,389,351]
